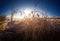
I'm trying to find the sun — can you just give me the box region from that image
[24,8,32,15]
[24,8,33,18]
[13,8,33,18]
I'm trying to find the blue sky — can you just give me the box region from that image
[0,0,60,16]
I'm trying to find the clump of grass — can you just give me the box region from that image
[0,18,60,41]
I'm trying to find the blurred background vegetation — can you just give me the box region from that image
[0,16,6,31]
